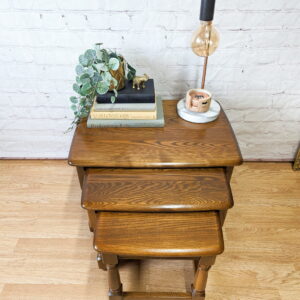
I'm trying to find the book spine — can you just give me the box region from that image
[90,110,157,120]
[87,119,164,128]
[94,103,156,112]
[96,95,155,104]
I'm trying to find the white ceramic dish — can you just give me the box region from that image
[177,98,221,123]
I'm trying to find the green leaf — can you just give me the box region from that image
[95,43,103,59]
[76,76,81,84]
[108,57,120,71]
[84,66,94,77]
[80,98,87,105]
[96,49,103,60]
[111,95,116,103]
[70,96,78,103]
[85,101,93,108]
[81,111,89,118]
[80,91,88,97]
[84,49,96,60]
[127,71,135,81]
[81,78,90,85]
[101,49,109,64]
[80,73,91,84]
[126,63,136,80]
[79,73,90,81]
[96,81,109,95]
[81,82,93,96]
[109,52,119,59]
[71,104,77,111]
[75,65,84,75]
[102,71,112,82]
[80,106,89,114]
[92,72,102,83]
[73,83,80,94]
[79,54,89,67]
[83,82,92,90]
[93,63,108,72]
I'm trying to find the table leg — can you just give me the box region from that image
[88,210,96,232]
[219,210,227,227]
[225,166,233,182]
[102,254,123,300]
[76,166,85,189]
[97,253,107,271]
[76,167,95,231]
[220,167,234,227]
[192,256,216,300]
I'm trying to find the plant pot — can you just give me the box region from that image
[109,60,125,91]
[185,89,212,113]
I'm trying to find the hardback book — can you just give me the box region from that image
[96,79,155,104]
[90,103,157,120]
[87,98,164,128]
[93,102,156,112]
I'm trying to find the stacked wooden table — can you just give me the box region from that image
[68,100,242,300]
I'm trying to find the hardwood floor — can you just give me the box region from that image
[0,160,299,300]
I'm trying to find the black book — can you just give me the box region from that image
[96,79,155,104]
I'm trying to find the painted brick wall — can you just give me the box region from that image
[0,0,299,160]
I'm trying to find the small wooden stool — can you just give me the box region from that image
[94,211,224,300]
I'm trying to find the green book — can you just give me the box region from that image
[87,98,164,128]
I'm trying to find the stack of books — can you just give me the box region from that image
[87,80,164,128]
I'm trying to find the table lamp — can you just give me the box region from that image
[177,0,221,123]
[191,0,219,89]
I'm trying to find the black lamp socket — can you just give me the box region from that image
[200,0,216,21]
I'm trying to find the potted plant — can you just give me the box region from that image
[68,43,136,130]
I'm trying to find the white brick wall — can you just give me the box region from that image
[0,0,299,160]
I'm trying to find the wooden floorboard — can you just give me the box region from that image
[0,160,299,299]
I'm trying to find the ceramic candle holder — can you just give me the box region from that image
[185,89,212,113]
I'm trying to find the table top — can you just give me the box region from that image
[95,211,223,257]
[82,168,233,212]
[68,100,242,168]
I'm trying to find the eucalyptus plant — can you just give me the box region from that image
[68,43,136,130]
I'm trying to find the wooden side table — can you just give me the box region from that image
[69,100,242,228]
[68,100,242,299]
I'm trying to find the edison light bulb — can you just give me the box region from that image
[191,21,220,57]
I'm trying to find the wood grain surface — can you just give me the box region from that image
[0,160,299,300]
[94,211,224,257]
[82,168,233,212]
[68,101,242,168]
